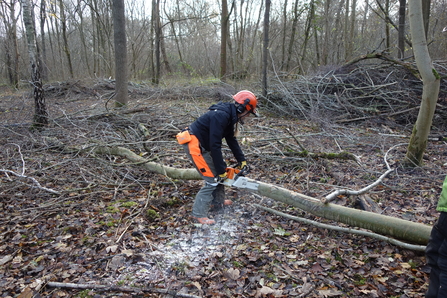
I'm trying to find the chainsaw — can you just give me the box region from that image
[220,166,259,191]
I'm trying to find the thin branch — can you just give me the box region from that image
[254,203,426,252]
[285,128,307,151]
[0,169,61,195]
[46,282,201,298]
[322,143,407,203]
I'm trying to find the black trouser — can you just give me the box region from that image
[426,212,447,298]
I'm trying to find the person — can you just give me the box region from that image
[426,175,447,297]
[177,90,258,224]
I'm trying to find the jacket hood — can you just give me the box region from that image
[208,102,238,125]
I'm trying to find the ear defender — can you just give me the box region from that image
[236,98,250,114]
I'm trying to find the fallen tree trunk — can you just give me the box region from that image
[94,145,432,245]
[255,180,430,245]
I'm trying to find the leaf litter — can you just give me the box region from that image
[1,81,446,297]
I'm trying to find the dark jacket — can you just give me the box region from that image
[189,102,245,175]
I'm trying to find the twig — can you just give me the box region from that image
[322,168,394,203]
[254,203,426,252]
[0,169,61,195]
[322,143,407,203]
[116,185,153,243]
[285,128,307,151]
[46,282,202,298]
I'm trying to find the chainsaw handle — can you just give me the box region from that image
[234,165,249,180]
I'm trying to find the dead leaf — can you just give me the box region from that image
[224,268,240,280]
[17,286,34,298]
[106,245,118,253]
[318,289,344,297]
[311,263,323,272]
[0,254,13,266]
[109,255,125,271]
[255,285,283,297]
[295,260,309,266]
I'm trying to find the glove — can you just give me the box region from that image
[215,172,228,183]
[238,161,250,173]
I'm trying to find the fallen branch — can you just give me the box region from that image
[322,143,405,203]
[254,203,426,251]
[46,282,202,298]
[93,145,431,244]
[322,168,394,204]
[1,144,60,195]
[0,169,61,195]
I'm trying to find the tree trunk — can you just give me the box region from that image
[286,0,300,71]
[112,0,128,107]
[220,0,228,80]
[59,0,74,78]
[385,0,390,49]
[280,0,288,70]
[76,1,92,76]
[404,0,441,166]
[262,0,270,97]
[168,0,187,74]
[152,0,161,85]
[398,0,406,59]
[301,0,315,66]
[21,0,48,127]
[422,0,431,39]
[40,0,48,80]
[344,0,350,59]
[2,0,20,88]
[95,145,431,245]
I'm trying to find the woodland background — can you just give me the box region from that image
[1,0,447,297]
[1,0,447,84]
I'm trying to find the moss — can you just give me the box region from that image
[432,68,441,80]
[106,206,120,213]
[146,209,160,220]
[121,201,137,208]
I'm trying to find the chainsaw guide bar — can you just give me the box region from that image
[220,167,259,191]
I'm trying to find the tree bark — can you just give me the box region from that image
[404,0,441,166]
[421,0,431,39]
[21,0,48,127]
[398,0,406,59]
[94,145,431,245]
[262,0,270,97]
[286,0,300,71]
[40,0,48,80]
[220,0,228,80]
[112,0,128,107]
[152,0,161,85]
[1,0,20,87]
[59,0,74,78]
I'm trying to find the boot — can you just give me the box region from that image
[192,216,216,225]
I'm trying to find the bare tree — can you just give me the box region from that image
[262,0,270,97]
[404,0,441,166]
[398,0,406,58]
[1,0,20,87]
[20,0,48,127]
[220,0,229,80]
[152,0,161,85]
[112,0,128,107]
[59,0,74,78]
[39,0,48,80]
[422,0,431,38]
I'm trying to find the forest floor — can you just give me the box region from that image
[1,79,447,298]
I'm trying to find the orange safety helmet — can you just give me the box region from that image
[233,90,259,116]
